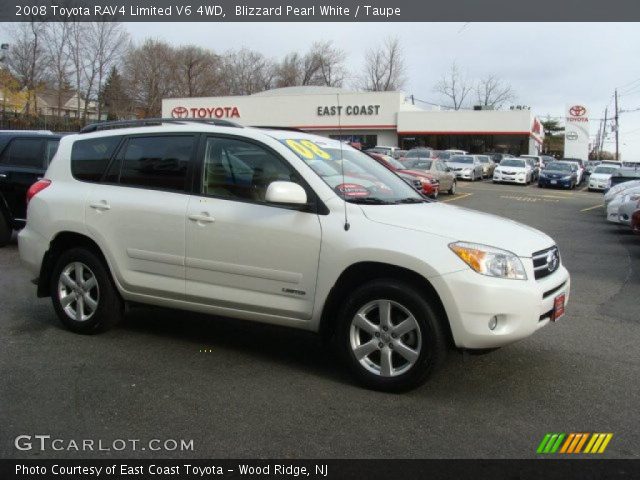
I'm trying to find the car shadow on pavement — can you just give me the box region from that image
[119,304,355,387]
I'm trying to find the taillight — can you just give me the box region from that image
[26,179,51,205]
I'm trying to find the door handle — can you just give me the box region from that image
[89,201,111,211]
[188,213,215,224]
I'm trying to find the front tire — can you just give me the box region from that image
[50,247,123,334]
[337,279,447,392]
[0,213,11,247]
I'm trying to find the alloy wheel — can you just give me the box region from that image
[349,300,422,377]
[57,262,100,322]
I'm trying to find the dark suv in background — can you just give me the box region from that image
[0,131,61,246]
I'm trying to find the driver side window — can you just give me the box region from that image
[202,136,299,203]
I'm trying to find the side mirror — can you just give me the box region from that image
[265,181,307,205]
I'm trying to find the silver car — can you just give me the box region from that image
[447,155,484,181]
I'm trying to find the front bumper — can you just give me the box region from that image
[430,265,571,349]
[607,200,624,223]
[588,180,609,191]
[493,173,527,184]
[454,171,474,180]
[539,177,572,188]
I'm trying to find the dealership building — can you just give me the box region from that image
[162,86,544,155]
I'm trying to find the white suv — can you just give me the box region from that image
[19,120,570,391]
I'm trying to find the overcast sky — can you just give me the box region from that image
[129,22,640,158]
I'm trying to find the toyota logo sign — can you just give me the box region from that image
[566,131,579,141]
[171,106,189,118]
[569,105,587,117]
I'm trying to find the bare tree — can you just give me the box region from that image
[67,21,87,118]
[434,62,472,110]
[358,36,406,91]
[44,22,73,117]
[475,74,516,109]
[274,42,345,88]
[122,39,176,117]
[312,41,346,87]
[222,49,274,95]
[5,22,48,114]
[172,45,223,97]
[274,52,303,88]
[84,22,130,120]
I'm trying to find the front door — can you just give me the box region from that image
[185,135,322,320]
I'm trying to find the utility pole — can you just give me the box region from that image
[602,107,608,157]
[614,89,619,160]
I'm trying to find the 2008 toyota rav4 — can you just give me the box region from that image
[19,120,570,391]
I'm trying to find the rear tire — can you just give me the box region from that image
[0,213,11,247]
[336,279,447,392]
[50,247,123,334]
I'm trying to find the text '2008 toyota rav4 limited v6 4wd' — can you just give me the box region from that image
[19,120,570,391]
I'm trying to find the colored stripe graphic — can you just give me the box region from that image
[539,433,613,454]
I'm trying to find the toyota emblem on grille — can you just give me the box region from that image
[547,250,559,272]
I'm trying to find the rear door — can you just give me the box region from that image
[185,134,322,320]
[84,134,196,298]
[0,137,48,224]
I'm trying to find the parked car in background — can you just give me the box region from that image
[366,146,401,157]
[445,149,467,156]
[402,148,437,161]
[588,164,620,191]
[609,167,640,189]
[560,158,586,184]
[607,189,640,223]
[541,155,556,167]
[485,152,514,163]
[617,195,640,226]
[0,131,61,247]
[403,158,457,194]
[493,158,533,185]
[631,209,640,234]
[433,150,452,161]
[366,152,439,199]
[447,155,484,181]
[605,180,640,203]
[538,161,577,189]
[522,157,540,181]
[585,160,601,175]
[521,155,545,171]
[476,155,496,178]
[393,149,408,160]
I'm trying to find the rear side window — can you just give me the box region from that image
[0,138,44,168]
[71,137,121,182]
[118,136,194,192]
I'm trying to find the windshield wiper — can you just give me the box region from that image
[395,197,427,204]
[346,197,394,204]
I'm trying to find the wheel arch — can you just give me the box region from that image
[37,231,111,298]
[319,261,454,348]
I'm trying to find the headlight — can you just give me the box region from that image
[463,168,472,173]
[562,175,572,180]
[449,242,527,280]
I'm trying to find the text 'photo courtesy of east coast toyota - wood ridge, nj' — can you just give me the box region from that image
[0,1,639,479]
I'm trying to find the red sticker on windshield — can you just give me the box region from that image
[335,183,370,197]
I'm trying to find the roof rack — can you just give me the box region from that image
[79,118,242,134]
[251,126,306,133]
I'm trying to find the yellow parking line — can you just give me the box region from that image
[441,193,472,203]
[580,204,604,212]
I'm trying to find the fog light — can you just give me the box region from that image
[488,316,498,331]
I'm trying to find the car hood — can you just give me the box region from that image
[590,173,613,181]
[360,203,554,257]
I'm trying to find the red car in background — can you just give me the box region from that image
[366,152,440,199]
[632,209,640,235]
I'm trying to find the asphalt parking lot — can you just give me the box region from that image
[1,179,639,459]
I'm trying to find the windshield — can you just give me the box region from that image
[500,159,526,168]
[282,138,421,204]
[405,149,432,159]
[546,163,572,172]
[405,159,433,169]
[451,155,474,164]
[593,166,619,174]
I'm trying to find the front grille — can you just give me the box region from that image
[503,170,517,175]
[532,246,560,280]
